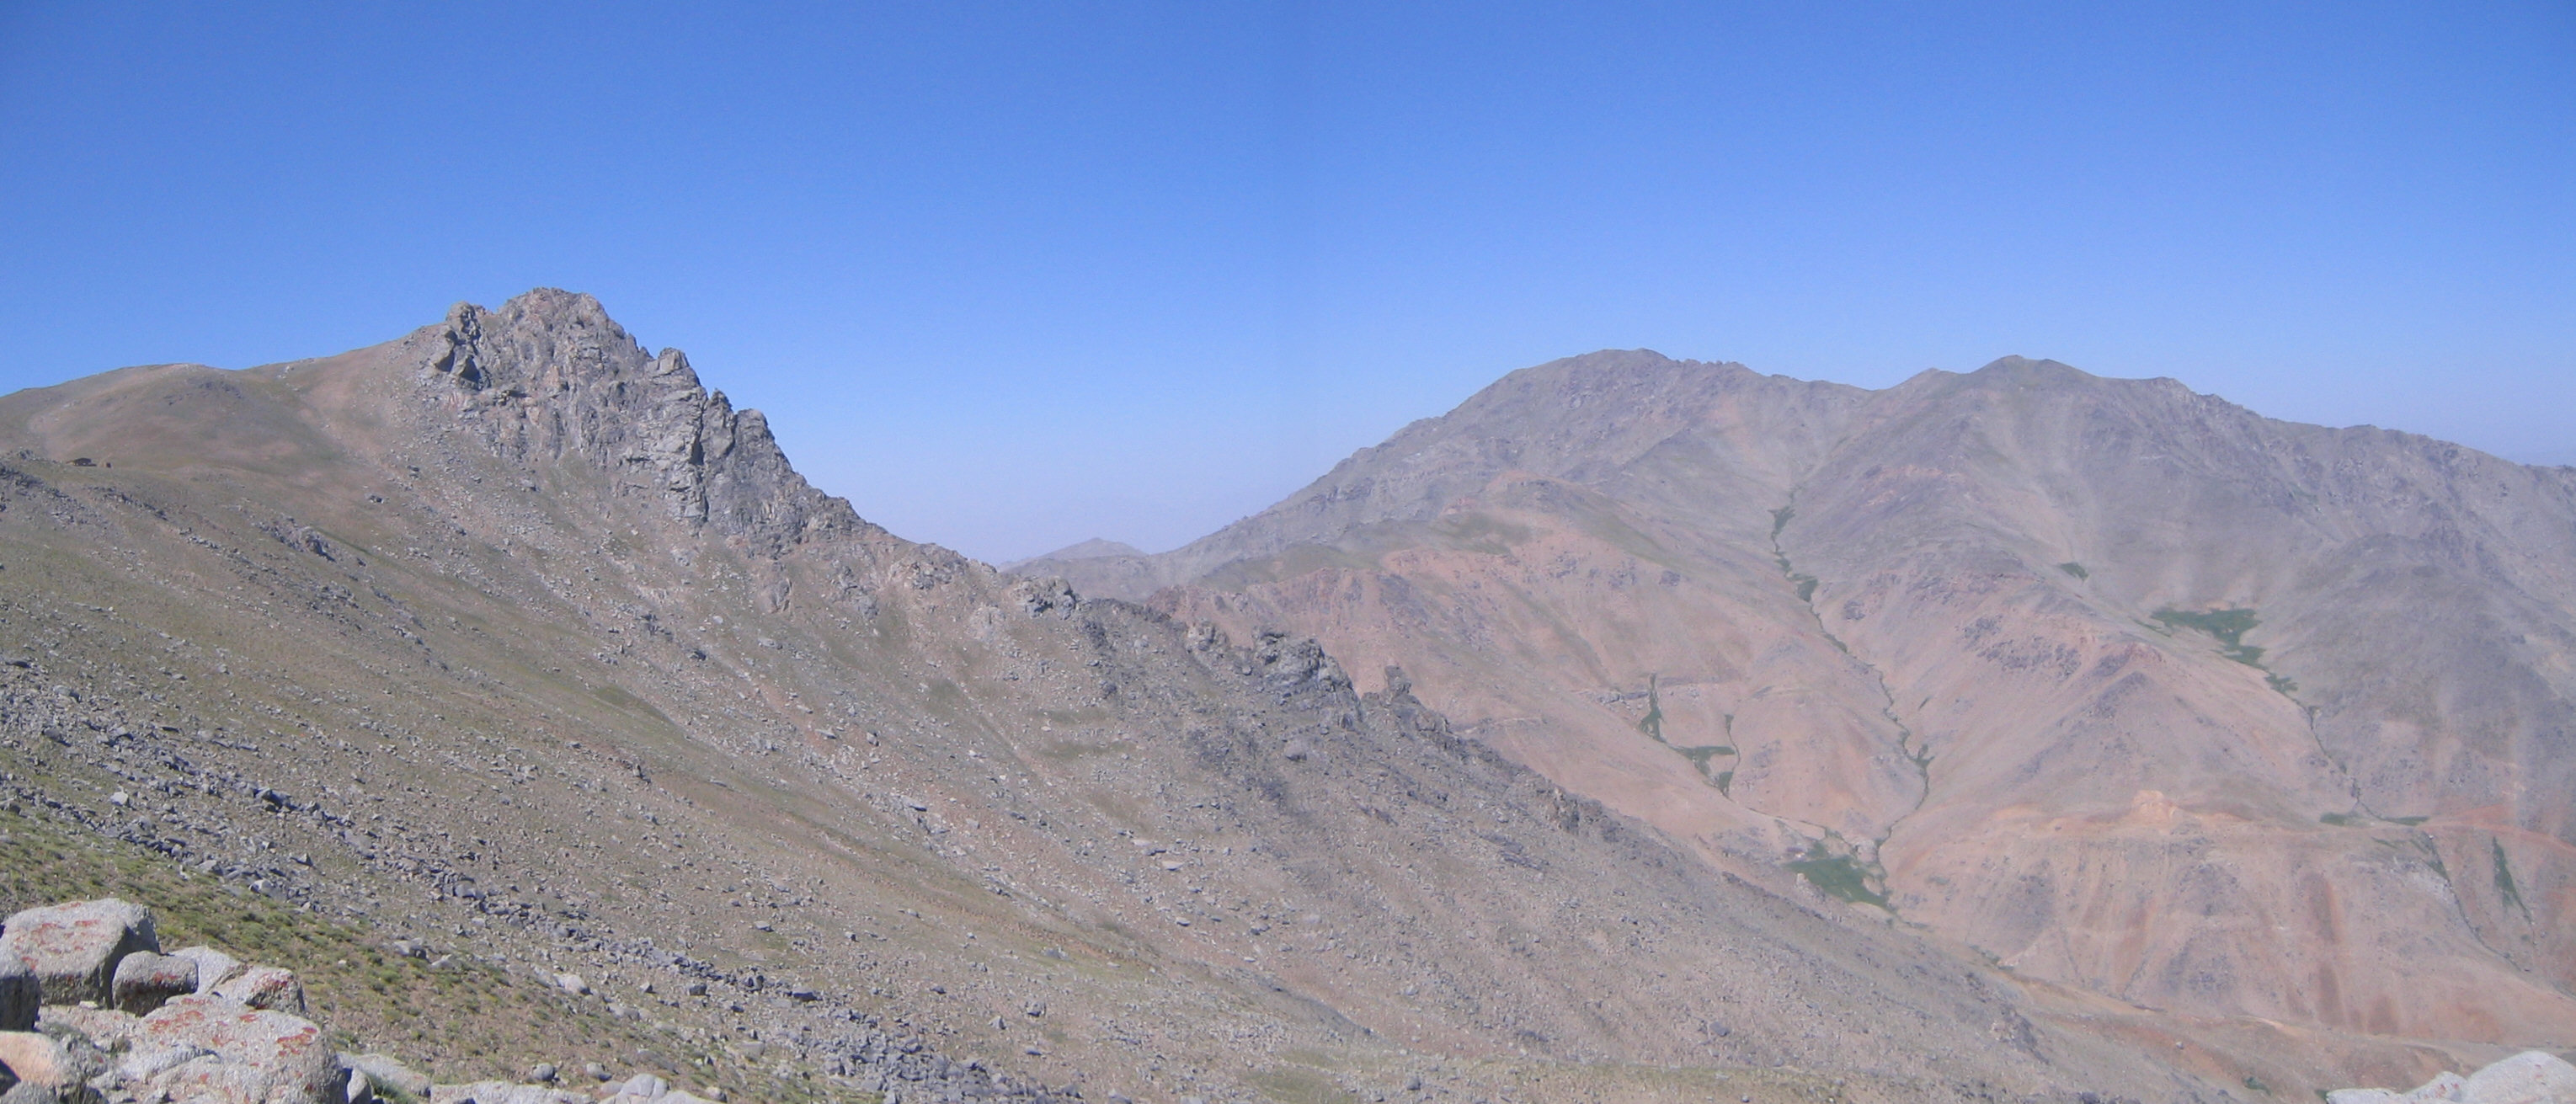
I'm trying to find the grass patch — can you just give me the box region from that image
[1785,841,1890,911]
[2494,837,2531,918]
[1247,1064,1360,1104]
[1769,506,1795,538]
[2152,606,2265,666]
[2056,562,2088,580]
[1675,745,1734,779]
[1635,675,1665,744]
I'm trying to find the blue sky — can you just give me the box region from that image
[3,3,2568,561]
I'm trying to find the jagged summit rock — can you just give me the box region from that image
[408,289,874,557]
[1006,538,1145,568]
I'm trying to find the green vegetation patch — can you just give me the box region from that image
[2494,837,2531,918]
[2152,606,2267,667]
[1635,675,1665,744]
[1247,1064,1361,1104]
[1675,745,1735,779]
[2056,562,2088,580]
[1785,841,1891,911]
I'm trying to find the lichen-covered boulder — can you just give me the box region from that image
[137,994,336,1104]
[112,950,199,1015]
[212,965,306,1015]
[0,899,158,1005]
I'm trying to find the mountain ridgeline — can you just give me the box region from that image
[0,293,2555,1102]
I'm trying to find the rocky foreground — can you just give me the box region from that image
[0,895,1064,1104]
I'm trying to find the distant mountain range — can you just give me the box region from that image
[2,292,2561,1102]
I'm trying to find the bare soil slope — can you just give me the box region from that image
[1022,350,2576,1064]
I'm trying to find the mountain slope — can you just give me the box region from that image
[0,296,2261,1102]
[1018,349,2576,1053]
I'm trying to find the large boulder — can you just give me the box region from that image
[111,950,198,1016]
[2327,1051,2576,1103]
[211,965,306,1015]
[0,899,157,1005]
[2461,1051,2576,1104]
[137,995,336,1104]
[344,1053,432,1098]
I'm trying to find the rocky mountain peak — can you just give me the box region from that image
[403,289,872,557]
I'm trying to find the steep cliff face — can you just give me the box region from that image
[1021,350,2576,1049]
[0,295,2265,1103]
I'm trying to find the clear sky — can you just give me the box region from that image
[3,3,2568,562]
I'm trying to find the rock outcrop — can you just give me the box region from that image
[0,901,157,1007]
[2327,1050,2576,1103]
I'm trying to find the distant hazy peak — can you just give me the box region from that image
[1019,538,1149,564]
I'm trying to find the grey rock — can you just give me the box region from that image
[2327,1051,2576,1103]
[0,899,157,1005]
[429,1081,584,1104]
[109,951,195,1015]
[0,960,32,1032]
[347,1052,433,1097]
[0,1082,59,1104]
[211,964,306,1014]
[32,1006,139,1051]
[168,946,245,994]
[138,995,336,1104]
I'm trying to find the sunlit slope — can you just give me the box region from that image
[1021,349,2576,1048]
